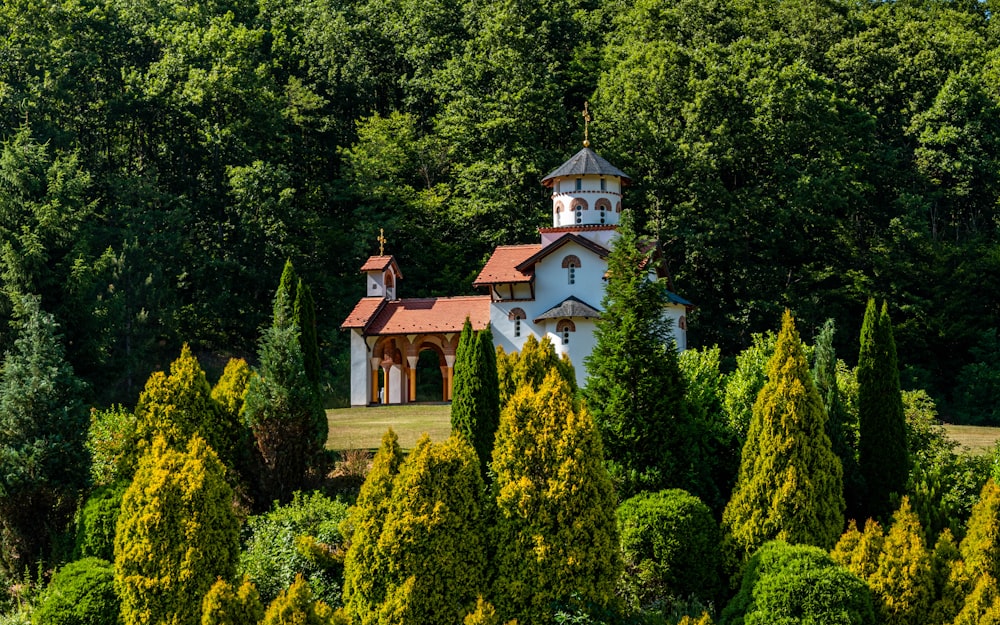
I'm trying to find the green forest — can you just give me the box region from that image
[5,0,1000,622]
[2,0,1000,418]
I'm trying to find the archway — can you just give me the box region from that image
[414,343,446,402]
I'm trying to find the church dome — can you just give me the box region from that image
[544,147,630,229]
[541,147,631,187]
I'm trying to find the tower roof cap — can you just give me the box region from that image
[541,147,631,187]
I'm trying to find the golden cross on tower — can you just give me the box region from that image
[377,228,387,256]
[582,101,591,148]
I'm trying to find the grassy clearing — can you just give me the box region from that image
[327,403,452,452]
[326,404,1000,458]
[944,424,1000,454]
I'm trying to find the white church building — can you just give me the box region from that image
[341,145,691,406]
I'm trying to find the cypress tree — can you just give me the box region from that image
[584,211,696,500]
[114,436,239,625]
[244,265,327,505]
[135,344,236,467]
[496,334,575,408]
[492,372,620,623]
[201,578,265,625]
[834,498,934,625]
[273,259,298,330]
[451,318,482,447]
[451,320,501,475]
[295,280,321,387]
[377,435,487,624]
[858,299,909,522]
[722,310,845,559]
[341,429,404,625]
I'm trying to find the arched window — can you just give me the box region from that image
[575,206,582,224]
[678,316,687,331]
[595,198,612,225]
[572,199,588,224]
[509,308,526,338]
[562,255,581,285]
[557,319,575,345]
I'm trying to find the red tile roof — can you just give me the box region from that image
[359,255,402,278]
[364,296,491,335]
[472,244,541,287]
[515,233,609,271]
[341,297,387,330]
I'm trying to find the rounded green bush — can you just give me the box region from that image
[617,489,721,609]
[33,557,121,625]
[721,541,875,625]
[74,482,127,561]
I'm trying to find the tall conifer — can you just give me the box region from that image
[584,211,696,500]
[342,429,404,625]
[722,310,844,559]
[450,319,501,475]
[858,299,908,522]
[0,295,87,573]
[813,319,863,519]
[492,372,620,623]
[295,280,321,387]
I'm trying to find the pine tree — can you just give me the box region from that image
[584,211,696,500]
[115,436,239,625]
[0,295,87,573]
[492,372,620,623]
[722,310,845,559]
[377,435,487,624]
[135,344,236,467]
[450,319,501,475]
[201,578,265,625]
[341,429,404,625]
[858,299,908,522]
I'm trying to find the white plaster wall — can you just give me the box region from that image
[664,304,687,351]
[389,365,404,404]
[532,241,608,314]
[551,175,623,228]
[350,330,370,406]
[366,272,385,298]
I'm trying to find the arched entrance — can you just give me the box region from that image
[414,343,446,402]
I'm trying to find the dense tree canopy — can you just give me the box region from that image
[0,0,992,420]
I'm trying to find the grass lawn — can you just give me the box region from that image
[327,403,452,452]
[327,404,1000,457]
[943,424,1000,454]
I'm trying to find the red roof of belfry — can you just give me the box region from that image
[472,244,542,287]
[341,297,387,330]
[359,255,402,278]
[363,296,491,335]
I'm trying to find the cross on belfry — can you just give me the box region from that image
[377,228,387,256]
[582,102,591,148]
